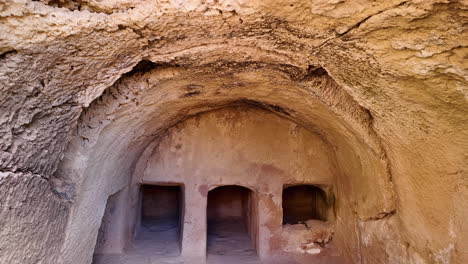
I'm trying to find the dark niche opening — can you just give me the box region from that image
[207,185,258,257]
[137,184,183,256]
[282,185,328,225]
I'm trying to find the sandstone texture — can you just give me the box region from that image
[0,0,467,264]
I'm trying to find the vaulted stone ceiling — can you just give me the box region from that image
[0,1,467,264]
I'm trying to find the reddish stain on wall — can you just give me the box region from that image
[198,184,209,197]
[249,163,285,175]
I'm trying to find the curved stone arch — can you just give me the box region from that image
[54,59,395,263]
[209,184,256,193]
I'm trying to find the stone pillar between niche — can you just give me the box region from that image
[181,183,208,261]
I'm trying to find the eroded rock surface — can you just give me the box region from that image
[0,0,467,264]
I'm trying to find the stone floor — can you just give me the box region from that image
[92,218,343,264]
[207,219,260,263]
[93,219,181,264]
[93,218,261,264]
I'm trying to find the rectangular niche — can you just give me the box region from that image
[207,185,258,258]
[282,185,329,225]
[136,184,184,256]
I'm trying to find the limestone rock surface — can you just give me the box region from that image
[0,0,467,264]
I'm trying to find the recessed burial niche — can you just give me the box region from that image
[207,185,258,257]
[138,184,184,256]
[282,185,328,225]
